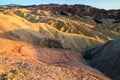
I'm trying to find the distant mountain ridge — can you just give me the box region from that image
[1,4,120,20]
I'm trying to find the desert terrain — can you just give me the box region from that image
[0,4,120,80]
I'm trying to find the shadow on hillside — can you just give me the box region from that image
[0,29,63,48]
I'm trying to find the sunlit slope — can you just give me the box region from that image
[0,12,103,53]
[12,8,120,41]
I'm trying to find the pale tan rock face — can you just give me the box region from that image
[0,38,110,80]
[0,12,104,54]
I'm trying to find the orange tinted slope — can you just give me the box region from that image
[0,38,110,80]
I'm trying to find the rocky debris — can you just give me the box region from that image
[0,38,110,80]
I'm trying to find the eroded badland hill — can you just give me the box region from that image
[0,4,120,80]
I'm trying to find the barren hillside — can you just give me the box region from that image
[0,4,120,80]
